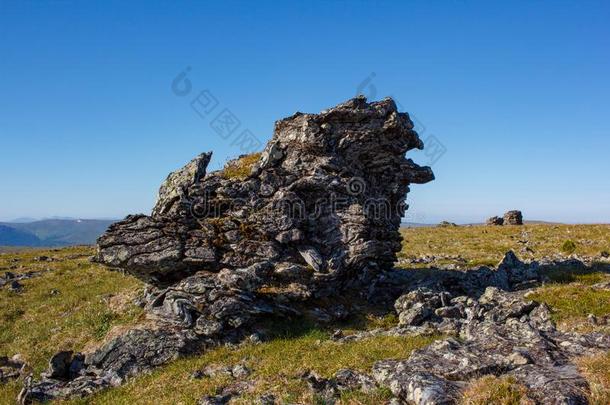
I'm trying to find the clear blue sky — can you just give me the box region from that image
[1,0,609,223]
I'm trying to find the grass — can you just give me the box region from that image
[221,152,262,180]
[461,375,534,405]
[562,239,577,254]
[400,224,610,268]
[578,352,610,405]
[528,282,610,330]
[0,246,144,404]
[1,224,609,403]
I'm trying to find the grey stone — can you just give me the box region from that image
[0,355,26,383]
[258,393,276,405]
[485,216,504,226]
[503,210,523,225]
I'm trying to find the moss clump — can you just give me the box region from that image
[561,239,577,254]
[461,375,534,405]
[221,152,262,180]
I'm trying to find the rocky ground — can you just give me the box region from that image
[0,224,609,404]
[1,99,609,404]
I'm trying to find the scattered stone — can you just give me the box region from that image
[248,333,263,344]
[372,268,609,404]
[301,368,379,403]
[191,363,250,380]
[485,216,504,226]
[1,270,47,290]
[301,370,339,403]
[9,280,23,292]
[334,368,376,393]
[503,210,523,225]
[258,393,276,405]
[331,329,344,340]
[197,394,232,405]
[0,355,27,383]
[231,364,250,379]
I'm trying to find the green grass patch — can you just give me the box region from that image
[0,247,144,374]
[561,239,577,254]
[529,284,610,324]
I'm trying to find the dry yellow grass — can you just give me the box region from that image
[221,152,262,180]
[400,224,610,267]
[461,375,535,405]
[578,352,610,405]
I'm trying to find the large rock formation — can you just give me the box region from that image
[94,95,433,287]
[19,97,435,402]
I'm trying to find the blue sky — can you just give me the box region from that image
[1,0,609,223]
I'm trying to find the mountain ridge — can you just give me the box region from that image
[0,219,116,247]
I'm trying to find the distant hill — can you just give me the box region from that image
[0,219,116,247]
[401,222,435,228]
[0,224,42,246]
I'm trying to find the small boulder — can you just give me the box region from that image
[486,216,504,226]
[398,302,433,326]
[258,393,276,405]
[9,280,23,292]
[503,210,523,225]
[197,394,232,405]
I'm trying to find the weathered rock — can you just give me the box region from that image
[301,368,377,403]
[485,216,504,226]
[334,368,377,393]
[0,355,27,384]
[22,97,433,402]
[503,210,523,225]
[197,394,232,405]
[94,96,433,286]
[370,255,610,405]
